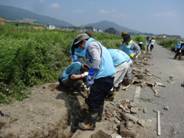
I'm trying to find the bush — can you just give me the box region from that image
[157,38,178,49]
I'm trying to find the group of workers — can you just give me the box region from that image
[58,32,142,130]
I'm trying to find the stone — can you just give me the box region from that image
[126,121,134,130]
[111,133,122,138]
[129,102,136,108]
[137,119,146,127]
[130,107,138,114]
[121,113,139,123]
[163,106,169,111]
[114,118,121,124]
[90,130,111,138]
[169,76,174,81]
[143,108,147,113]
[136,74,144,79]
[119,123,137,138]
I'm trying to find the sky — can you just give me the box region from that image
[0,0,183,36]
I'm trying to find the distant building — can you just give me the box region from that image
[48,25,56,30]
[158,34,181,39]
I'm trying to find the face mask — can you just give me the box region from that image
[75,47,86,57]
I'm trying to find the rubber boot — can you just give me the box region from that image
[96,105,104,122]
[78,111,97,130]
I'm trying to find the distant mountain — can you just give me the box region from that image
[85,20,139,33]
[0,5,73,27]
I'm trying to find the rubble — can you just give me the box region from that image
[137,119,146,127]
[125,121,134,130]
[121,113,139,123]
[90,130,111,138]
[155,82,166,87]
[130,107,138,114]
[111,133,122,138]
[119,122,137,138]
[151,87,160,97]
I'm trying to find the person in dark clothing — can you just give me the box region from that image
[174,42,184,60]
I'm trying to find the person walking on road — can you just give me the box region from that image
[174,41,184,60]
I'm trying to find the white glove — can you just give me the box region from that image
[81,72,89,77]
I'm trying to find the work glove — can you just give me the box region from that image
[81,72,89,78]
[86,68,95,86]
[86,75,94,86]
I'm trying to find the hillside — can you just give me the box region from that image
[0,5,73,27]
[85,20,139,33]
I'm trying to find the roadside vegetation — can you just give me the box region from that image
[156,37,179,49]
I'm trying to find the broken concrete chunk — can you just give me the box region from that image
[145,81,155,87]
[129,102,136,108]
[137,119,146,127]
[119,124,137,138]
[132,79,142,85]
[125,121,134,130]
[130,107,138,114]
[90,130,111,138]
[111,133,122,138]
[114,118,121,124]
[136,74,144,79]
[121,113,139,123]
[163,106,169,111]
[155,82,166,87]
[151,87,160,97]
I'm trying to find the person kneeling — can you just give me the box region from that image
[58,62,89,92]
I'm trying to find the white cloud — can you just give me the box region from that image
[154,11,177,17]
[51,3,61,9]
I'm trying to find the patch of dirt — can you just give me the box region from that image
[0,83,70,138]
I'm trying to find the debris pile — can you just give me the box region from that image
[130,54,166,97]
[103,98,153,138]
